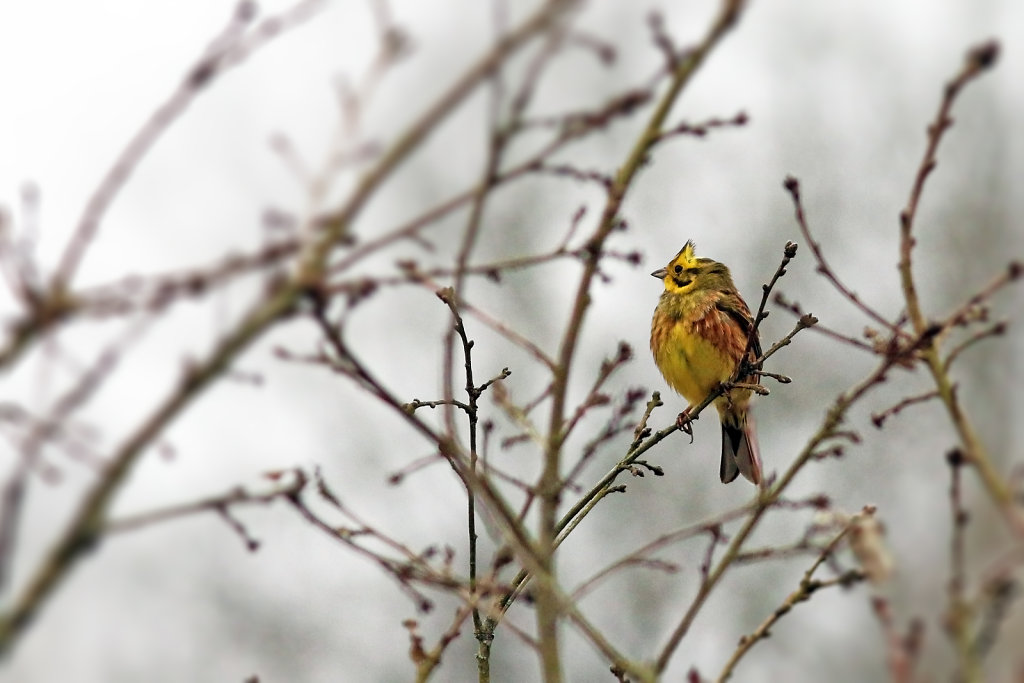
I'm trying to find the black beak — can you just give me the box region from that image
[651,268,668,279]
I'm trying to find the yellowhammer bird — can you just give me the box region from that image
[650,240,762,485]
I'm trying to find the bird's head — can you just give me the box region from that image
[651,240,733,294]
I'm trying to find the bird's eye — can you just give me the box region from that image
[673,265,682,274]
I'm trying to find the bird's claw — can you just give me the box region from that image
[676,408,696,443]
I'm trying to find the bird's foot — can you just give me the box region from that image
[676,407,697,443]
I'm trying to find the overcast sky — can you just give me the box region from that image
[2,2,1023,681]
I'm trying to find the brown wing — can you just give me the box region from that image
[715,297,761,369]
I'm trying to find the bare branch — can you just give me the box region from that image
[716,509,871,682]
[783,176,907,338]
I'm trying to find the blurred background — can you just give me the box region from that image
[1,1,1022,681]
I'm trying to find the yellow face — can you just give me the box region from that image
[651,240,727,295]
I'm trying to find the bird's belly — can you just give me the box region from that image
[654,329,733,405]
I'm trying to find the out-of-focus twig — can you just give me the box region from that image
[0,316,150,595]
[783,176,907,339]
[103,470,307,535]
[871,390,940,429]
[55,0,325,291]
[894,40,1023,535]
[655,323,900,674]
[715,508,872,682]
[945,448,979,682]
[872,597,926,683]
[0,0,577,657]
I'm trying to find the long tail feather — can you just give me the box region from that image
[720,410,762,485]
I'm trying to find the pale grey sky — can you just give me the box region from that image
[2,1,1022,681]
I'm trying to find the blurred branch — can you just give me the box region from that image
[972,573,1018,663]
[0,278,302,656]
[406,605,476,683]
[945,449,979,682]
[894,40,1024,534]
[103,470,306,536]
[404,271,559,371]
[312,0,579,268]
[534,2,748,678]
[898,40,1000,331]
[715,508,872,682]
[480,237,811,638]
[78,239,300,317]
[0,316,150,595]
[0,3,323,373]
[324,81,656,281]
[570,503,755,603]
[872,597,925,683]
[561,343,634,447]
[653,110,748,144]
[288,469,471,611]
[783,176,907,339]
[655,319,899,674]
[870,390,940,429]
[773,293,876,352]
[55,0,324,292]
[943,320,1007,371]
[0,0,578,657]
[4,32,659,367]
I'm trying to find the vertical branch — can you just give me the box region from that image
[894,40,1020,531]
[436,9,571,679]
[898,41,999,335]
[946,449,980,683]
[437,291,489,673]
[536,3,746,680]
[442,13,512,676]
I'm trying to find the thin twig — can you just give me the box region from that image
[945,449,979,682]
[893,40,1022,534]
[774,293,875,352]
[943,321,1007,371]
[0,0,573,655]
[753,314,818,367]
[783,176,906,339]
[103,472,307,534]
[898,40,1001,332]
[655,355,897,674]
[742,240,798,366]
[715,508,872,682]
[870,390,941,429]
[535,4,747,677]
[55,1,325,290]
[872,597,926,683]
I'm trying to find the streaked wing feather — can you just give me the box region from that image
[715,298,761,363]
